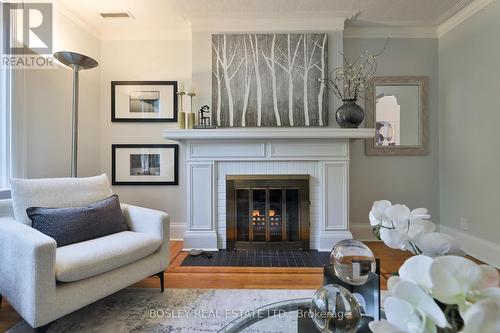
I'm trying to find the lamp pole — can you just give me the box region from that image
[71,69,79,177]
[53,51,98,177]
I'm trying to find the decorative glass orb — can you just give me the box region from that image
[330,239,376,285]
[310,284,361,333]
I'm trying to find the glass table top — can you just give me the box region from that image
[217,298,375,333]
[218,298,311,333]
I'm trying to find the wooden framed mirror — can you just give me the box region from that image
[365,76,429,156]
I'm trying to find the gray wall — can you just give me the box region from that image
[345,38,440,227]
[439,1,500,243]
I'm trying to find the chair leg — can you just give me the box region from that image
[34,322,51,333]
[156,271,164,293]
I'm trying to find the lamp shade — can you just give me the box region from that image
[53,51,98,71]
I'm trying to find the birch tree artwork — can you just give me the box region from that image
[212,33,328,127]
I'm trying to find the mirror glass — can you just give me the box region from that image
[374,85,420,147]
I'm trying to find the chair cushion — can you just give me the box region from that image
[10,174,113,225]
[55,231,162,282]
[27,195,128,247]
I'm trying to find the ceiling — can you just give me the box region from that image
[55,0,472,40]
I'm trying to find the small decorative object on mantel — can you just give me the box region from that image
[194,105,216,129]
[368,200,500,333]
[321,39,388,128]
[177,82,186,129]
[111,144,178,185]
[187,87,196,129]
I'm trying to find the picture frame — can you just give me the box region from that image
[111,81,178,122]
[111,144,179,185]
[365,76,429,156]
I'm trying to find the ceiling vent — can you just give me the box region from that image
[100,12,134,19]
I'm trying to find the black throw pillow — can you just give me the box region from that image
[27,195,128,247]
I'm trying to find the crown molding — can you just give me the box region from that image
[54,0,191,41]
[53,0,102,40]
[344,26,438,39]
[345,0,493,39]
[191,18,345,33]
[436,0,472,25]
[438,0,494,37]
[189,11,358,33]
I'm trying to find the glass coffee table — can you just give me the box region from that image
[218,298,374,333]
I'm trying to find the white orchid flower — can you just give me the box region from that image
[399,255,434,291]
[385,205,431,227]
[369,200,392,226]
[380,227,409,250]
[416,233,464,257]
[384,204,411,226]
[368,320,405,333]
[382,277,448,333]
[460,296,500,333]
[380,220,435,253]
[429,255,500,315]
[409,208,431,221]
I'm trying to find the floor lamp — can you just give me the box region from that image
[53,51,99,177]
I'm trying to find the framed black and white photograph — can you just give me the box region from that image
[112,144,178,185]
[111,81,178,122]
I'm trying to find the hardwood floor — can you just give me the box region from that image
[0,302,17,333]
[0,241,416,332]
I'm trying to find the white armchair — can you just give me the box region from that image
[0,175,170,333]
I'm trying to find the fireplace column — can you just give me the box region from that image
[183,162,219,250]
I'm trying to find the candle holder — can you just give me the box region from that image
[186,92,196,129]
[176,90,186,129]
[177,91,186,110]
[187,92,196,113]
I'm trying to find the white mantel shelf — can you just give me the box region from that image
[163,128,375,140]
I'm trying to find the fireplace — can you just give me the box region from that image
[226,175,310,250]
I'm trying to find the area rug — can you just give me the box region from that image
[181,249,330,267]
[6,288,316,333]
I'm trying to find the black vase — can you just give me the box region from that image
[336,99,364,128]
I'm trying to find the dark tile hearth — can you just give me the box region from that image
[181,249,330,267]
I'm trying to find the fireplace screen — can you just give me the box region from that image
[227,175,310,249]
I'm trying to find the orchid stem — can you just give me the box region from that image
[408,241,421,255]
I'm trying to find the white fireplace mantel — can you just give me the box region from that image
[163,128,375,252]
[163,127,375,140]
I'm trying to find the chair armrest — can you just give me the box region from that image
[0,217,57,327]
[121,204,170,270]
[0,199,13,217]
[121,204,170,241]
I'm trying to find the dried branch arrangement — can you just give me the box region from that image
[322,38,389,101]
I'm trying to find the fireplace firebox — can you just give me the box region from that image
[226,175,310,250]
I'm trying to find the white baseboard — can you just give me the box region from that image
[439,225,500,269]
[170,223,187,241]
[183,230,219,250]
[349,223,380,241]
[318,230,354,252]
